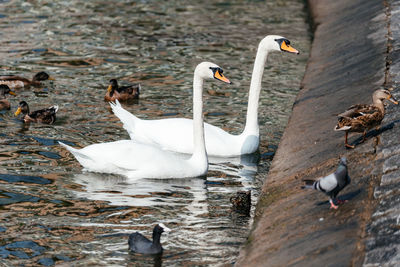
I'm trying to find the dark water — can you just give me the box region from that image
[0,0,310,266]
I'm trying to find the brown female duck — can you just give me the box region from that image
[0,71,54,89]
[104,79,140,102]
[0,85,16,110]
[334,89,398,148]
[15,101,58,124]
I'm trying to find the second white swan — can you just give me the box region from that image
[59,62,231,179]
[111,35,299,157]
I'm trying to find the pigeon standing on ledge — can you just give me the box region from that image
[302,157,351,209]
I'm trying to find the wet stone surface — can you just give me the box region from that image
[237,0,400,266]
[364,1,400,265]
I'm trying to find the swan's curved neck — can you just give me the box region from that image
[243,46,269,135]
[190,74,207,163]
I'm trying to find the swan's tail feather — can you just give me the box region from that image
[58,141,90,160]
[59,141,77,153]
[109,100,138,139]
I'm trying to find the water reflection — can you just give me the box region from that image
[0,240,46,260]
[72,173,208,213]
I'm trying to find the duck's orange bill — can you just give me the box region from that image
[388,96,399,105]
[15,107,21,116]
[9,90,16,96]
[214,71,231,84]
[107,85,112,92]
[48,76,55,81]
[281,41,299,54]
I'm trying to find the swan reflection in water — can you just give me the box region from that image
[70,150,259,209]
[71,173,208,211]
[208,152,260,190]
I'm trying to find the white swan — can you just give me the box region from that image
[59,62,231,179]
[111,35,299,157]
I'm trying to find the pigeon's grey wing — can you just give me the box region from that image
[335,164,348,186]
[347,174,351,185]
[318,173,338,192]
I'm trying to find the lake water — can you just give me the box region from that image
[0,0,310,266]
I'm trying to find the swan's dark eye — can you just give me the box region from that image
[209,67,217,74]
[275,38,290,46]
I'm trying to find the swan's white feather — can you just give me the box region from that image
[59,140,207,179]
[60,62,226,179]
[110,107,254,156]
[111,35,292,157]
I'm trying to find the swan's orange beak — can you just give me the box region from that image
[281,41,299,54]
[107,85,112,92]
[48,76,55,81]
[214,70,231,84]
[15,107,22,116]
[8,90,16,96]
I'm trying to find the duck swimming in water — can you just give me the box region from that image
[334,89,398,148]
[0,85,16,111]
[15,101,59,124]
[0,71,54,89]
[104,78,140,102]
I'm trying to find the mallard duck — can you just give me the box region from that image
[15,101,58,124]
[104,79,140,102]
[110,35,299,157]
[334,89,398,148]
[0,85,16,110]
[0,71,54,89]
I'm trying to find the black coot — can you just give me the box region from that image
[128,223,171,255]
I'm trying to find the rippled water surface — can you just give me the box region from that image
[0,0,310,265]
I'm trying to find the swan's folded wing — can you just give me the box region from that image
[109,100,138,139]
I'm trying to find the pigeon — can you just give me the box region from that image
[128,223,171,255]
[302,157,351,209]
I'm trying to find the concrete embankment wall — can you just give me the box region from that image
[237,0,400,266]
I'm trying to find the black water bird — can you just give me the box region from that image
[128,223,171,255]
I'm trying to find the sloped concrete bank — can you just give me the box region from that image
[237,0,400,266]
